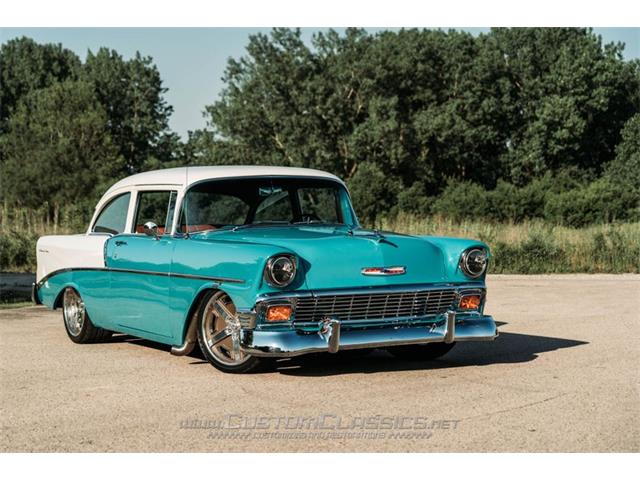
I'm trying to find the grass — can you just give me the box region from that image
[1,204,638,274]
[0,203,83,273]
[379,213,640,274]
[0,301,34,310]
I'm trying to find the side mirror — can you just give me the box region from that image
[143,221,159,240]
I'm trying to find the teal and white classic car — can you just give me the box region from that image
[34,166,497,373]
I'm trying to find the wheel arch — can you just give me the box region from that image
[184,286,221,330]
[52,283,81,310]
[172,283,224,355]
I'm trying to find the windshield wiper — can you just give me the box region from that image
[231,221,290,232]
[290,219,323,225]
[289,220,344,226]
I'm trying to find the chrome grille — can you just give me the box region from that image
[294,288,458,323]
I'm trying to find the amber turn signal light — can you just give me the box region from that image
[459,294,481,310]
[266,305,292,322]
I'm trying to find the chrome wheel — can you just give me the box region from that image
[200,291,249,367]
[63,288,85,337]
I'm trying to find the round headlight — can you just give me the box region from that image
[264,254,297,287]
[460,248,488,278]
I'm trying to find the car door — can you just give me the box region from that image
[106,190,178,340]
[74,191,133,329]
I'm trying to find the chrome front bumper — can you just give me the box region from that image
[240,311,497,357]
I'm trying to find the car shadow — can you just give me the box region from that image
[104,321,588,376]
[272,330,588,376]
[105,334,213,363]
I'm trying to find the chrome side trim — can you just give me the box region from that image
[110,268,245,284]
[36,268,102,288]
[35,267,244,288]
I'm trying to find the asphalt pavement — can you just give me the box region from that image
[1,274,638,452]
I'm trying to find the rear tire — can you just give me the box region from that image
[62,287,112,344]
[196,290,270,374]
[387,342,455,361]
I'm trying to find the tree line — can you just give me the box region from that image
[1,28,638,227]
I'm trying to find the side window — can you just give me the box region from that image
[92,193,131,235]
[134,191,177,235]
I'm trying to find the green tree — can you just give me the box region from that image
[203,28,515,193]
[0,80,124,210]
[605,113,640,190]
[82,48,173,173]
[347,161,401,224]
[489,28,640,183]
[0,37,81,129]
[1,30,638,230]
[199,27,638,203]
[544,177,639,226]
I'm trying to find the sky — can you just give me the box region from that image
[1,27,638,138]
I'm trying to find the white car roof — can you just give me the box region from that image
[104,165,344,196]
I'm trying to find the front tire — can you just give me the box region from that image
[387,342,455,361]
[62,287,112,343]
[196,290,268,374]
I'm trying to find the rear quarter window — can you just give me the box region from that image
[92,193,131,235]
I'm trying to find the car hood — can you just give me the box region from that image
[195,226,450,289]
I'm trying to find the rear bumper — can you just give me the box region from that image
[240,312,497,357]
[31,282,42,305]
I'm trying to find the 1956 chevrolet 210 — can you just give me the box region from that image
[34,166,497,373]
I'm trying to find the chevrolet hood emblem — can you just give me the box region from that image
[361,266,406,276]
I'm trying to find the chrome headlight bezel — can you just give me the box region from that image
[459,247,488,279]
[264,254,298,288]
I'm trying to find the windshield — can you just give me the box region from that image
[178,177,356,233]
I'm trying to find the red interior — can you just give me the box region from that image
[183,224,216,233]
[134,224,216,234]
[135,225,166,235]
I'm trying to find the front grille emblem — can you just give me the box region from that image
[361,266,406,276]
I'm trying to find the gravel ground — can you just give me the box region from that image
[1,274,638,452]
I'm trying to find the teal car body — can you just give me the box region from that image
[34,166,497,370]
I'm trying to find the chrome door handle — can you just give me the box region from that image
[114,240,128,246]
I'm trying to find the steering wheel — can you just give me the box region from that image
[297,212,321,223]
